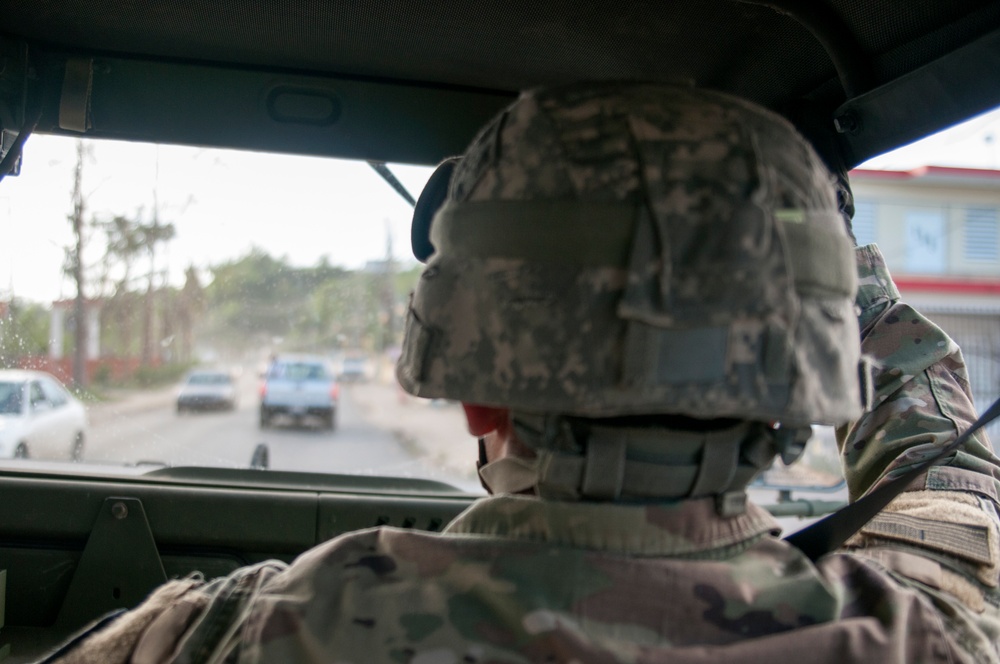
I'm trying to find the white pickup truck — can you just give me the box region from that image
[259,355,339,430]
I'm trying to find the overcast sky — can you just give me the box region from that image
[0,136,435,303]
[3,105,1000,304]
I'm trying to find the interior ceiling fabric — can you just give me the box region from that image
[2,0,998,110]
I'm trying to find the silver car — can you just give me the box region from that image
[0,370,88,461]
[176,369,239,413]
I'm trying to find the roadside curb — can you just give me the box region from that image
[83,386,177,426]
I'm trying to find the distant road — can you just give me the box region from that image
[83,377,479,490]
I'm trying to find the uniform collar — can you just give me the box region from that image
[444,494,781,556]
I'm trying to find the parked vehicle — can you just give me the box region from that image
[0,370,87,461]
[259,356,339,429]
[176,369,238,413]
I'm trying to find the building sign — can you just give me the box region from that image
[906,210,947,274]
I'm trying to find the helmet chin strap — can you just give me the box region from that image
[478,454,541,495]
[476,435,545,495]
[475,411,811,515]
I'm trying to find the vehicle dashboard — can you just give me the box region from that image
[0,465,475,660]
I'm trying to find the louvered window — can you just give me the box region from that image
[853,200,876,246]
[965,208,999,262]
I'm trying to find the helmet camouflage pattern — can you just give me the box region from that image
[397,83,863,427]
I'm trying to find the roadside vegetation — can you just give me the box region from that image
[0,140,420,388]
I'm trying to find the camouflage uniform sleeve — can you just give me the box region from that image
[836,244,1000,660]
[41,577,208,664]
[44,562,286,664]
[837,244,1000,503]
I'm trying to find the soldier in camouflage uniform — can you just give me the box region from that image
[47,83,1000,663]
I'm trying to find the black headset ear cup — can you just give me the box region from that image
[411,157,460,262]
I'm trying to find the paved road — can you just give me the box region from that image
[83,378,480,491]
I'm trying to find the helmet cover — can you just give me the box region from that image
[397,83,862,427]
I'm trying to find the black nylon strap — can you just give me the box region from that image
[785,395,1000,561]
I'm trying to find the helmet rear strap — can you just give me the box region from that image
[504,412,802,514]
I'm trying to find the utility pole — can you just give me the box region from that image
[140,148,175,366]
[69,141,87,387]
[380,219,396,351]
[142,149,159,366]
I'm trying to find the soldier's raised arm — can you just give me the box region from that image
[826,240,1000,650]
[840,242,1000,501]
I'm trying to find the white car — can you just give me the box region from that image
[0,370,88,461]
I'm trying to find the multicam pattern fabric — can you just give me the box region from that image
[46,246,1000,664]
[397,83,863,426]
[839,245,1000,503]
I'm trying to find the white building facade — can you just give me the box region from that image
[850,166,1000,436]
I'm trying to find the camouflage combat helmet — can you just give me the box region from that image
[397,83,865,430]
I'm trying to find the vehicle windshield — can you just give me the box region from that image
[0,382,23,415]
[0,135,481,490]
[1,109,998,494]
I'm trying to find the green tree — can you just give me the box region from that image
[199,249,418,357]
[95,212,146,358]
[92,210,176,364]
[0,300,50,368]
[98,213,146,293]
[202,249,307,351]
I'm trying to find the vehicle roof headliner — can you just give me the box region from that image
[1,0,1000,167]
